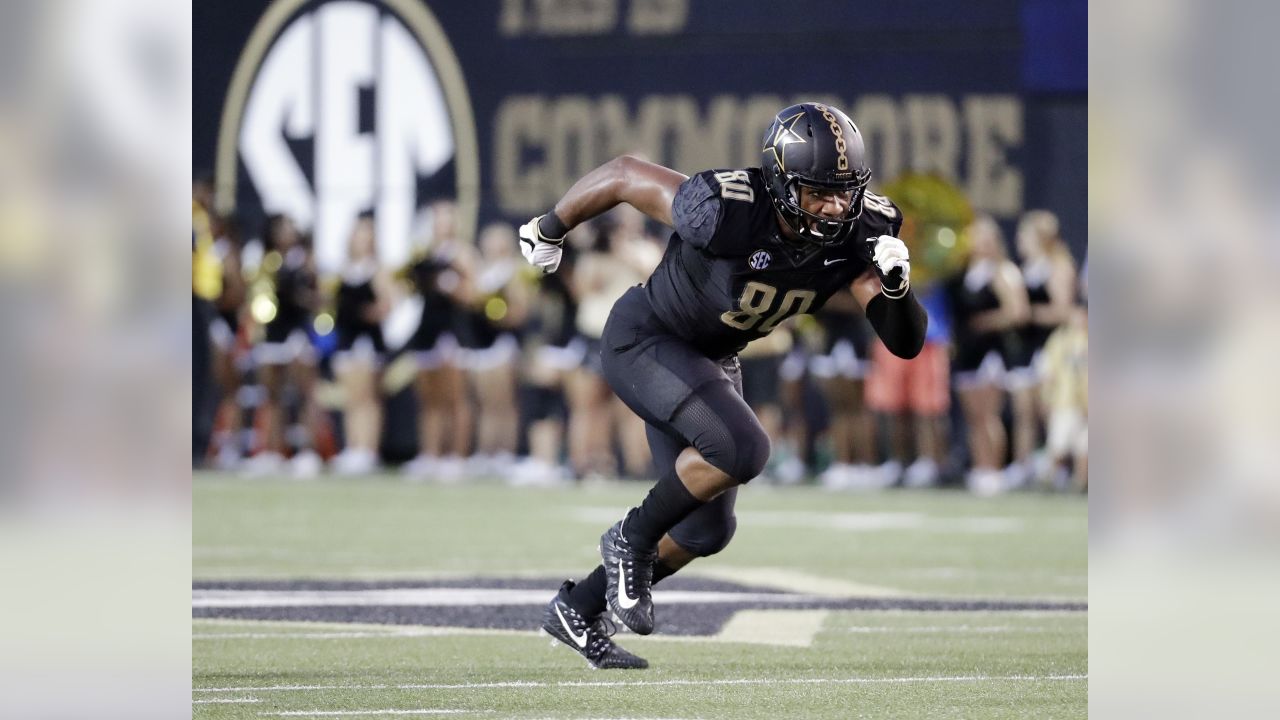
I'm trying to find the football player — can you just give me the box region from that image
[522,103,926,669]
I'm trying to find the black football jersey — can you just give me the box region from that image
[643,168,902,358]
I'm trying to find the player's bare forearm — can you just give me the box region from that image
[553,155,687,229]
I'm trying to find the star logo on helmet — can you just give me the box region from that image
[763,111,806,173]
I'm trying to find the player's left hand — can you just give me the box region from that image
[868,235,910,294]
[518,216,565,274]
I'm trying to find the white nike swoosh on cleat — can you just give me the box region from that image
[554,604,588,648]
[824,258,847,266]
[617,559,639,609]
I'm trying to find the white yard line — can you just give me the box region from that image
[192,588,822,608]
[196,673,1086,694]
[838,625,1077,633]
[193,697,262,704]
[194,625,450,635]
[258,711,473,717]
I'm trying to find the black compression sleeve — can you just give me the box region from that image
[866,289,928,359]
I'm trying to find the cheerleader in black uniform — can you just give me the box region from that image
[809,294,881,489]
[331,213,394,474]
[510,248,579,486]
[462,222,533,476]
[402,201,474,479]
[209,215,248,469]
[1007,210,1079,485]
[947,216,1029,495]
[247,214,323,476]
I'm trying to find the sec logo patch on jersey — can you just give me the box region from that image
[748,249,772,270]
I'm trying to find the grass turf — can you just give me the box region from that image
[193,472,1086,719]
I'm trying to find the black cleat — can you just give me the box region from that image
[600,517,657,635]
[541,580,649,670]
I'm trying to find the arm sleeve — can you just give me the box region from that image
[866,287,928,359]
[671,172,724,251]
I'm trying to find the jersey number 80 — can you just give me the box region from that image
[721,281,816,333]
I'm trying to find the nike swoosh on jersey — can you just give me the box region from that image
[617,559,639,609]
[555,604,588,648]
[824,258,847,266]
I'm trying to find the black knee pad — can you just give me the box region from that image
[670,513,737,557]
[729,425,771,483]
[672,381,772,484]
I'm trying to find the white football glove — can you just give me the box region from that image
[868,234,911,297]
[518,216,565,274]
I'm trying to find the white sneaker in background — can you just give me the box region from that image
[1031,450,1055,486]
[966,468,1006,497]
[774,455,808,486]
[331,448,377,475]
[509,457,569,487]
[434,455,467,483]
[240,451,285,477]
[401,454,438,480]
[903,458,940,488]
[465,453,493,479]
[874,460,904,489]
[1003,461,1032,491]
[819,463,853,490]
[289,449,323,479]
[214,444,244,472]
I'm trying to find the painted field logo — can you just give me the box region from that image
[191,576,1085,645]
[216,0,478,273]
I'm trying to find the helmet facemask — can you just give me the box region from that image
[761,102,874,248]
[773,168,872,247]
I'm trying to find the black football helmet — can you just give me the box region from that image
[761,102,872,246]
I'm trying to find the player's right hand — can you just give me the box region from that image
[519,216,565,274]
[867,234,910,296]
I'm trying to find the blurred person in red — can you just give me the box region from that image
[1005,210,1080,486]
[330,211,396,475]
[242,213,324,477]
[402,200,474,480]
[946,216,1028,495]
[864,287,953,489]
[865,173,973,489]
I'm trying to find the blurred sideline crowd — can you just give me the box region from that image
[193,174,1087,496]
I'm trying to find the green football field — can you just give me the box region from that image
[193,472,1087,719]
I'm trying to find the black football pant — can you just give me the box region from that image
[599,286,771,556]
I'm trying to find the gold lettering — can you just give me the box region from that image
[548,97,597,195]
[499,0,526,35]
[628,0,688,35]
[494,95,548,215]
[905,95,961,179]
[964,95,1023,216]
[739,95,785,167]
[494,0,619,36]
[851,95,902,183]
